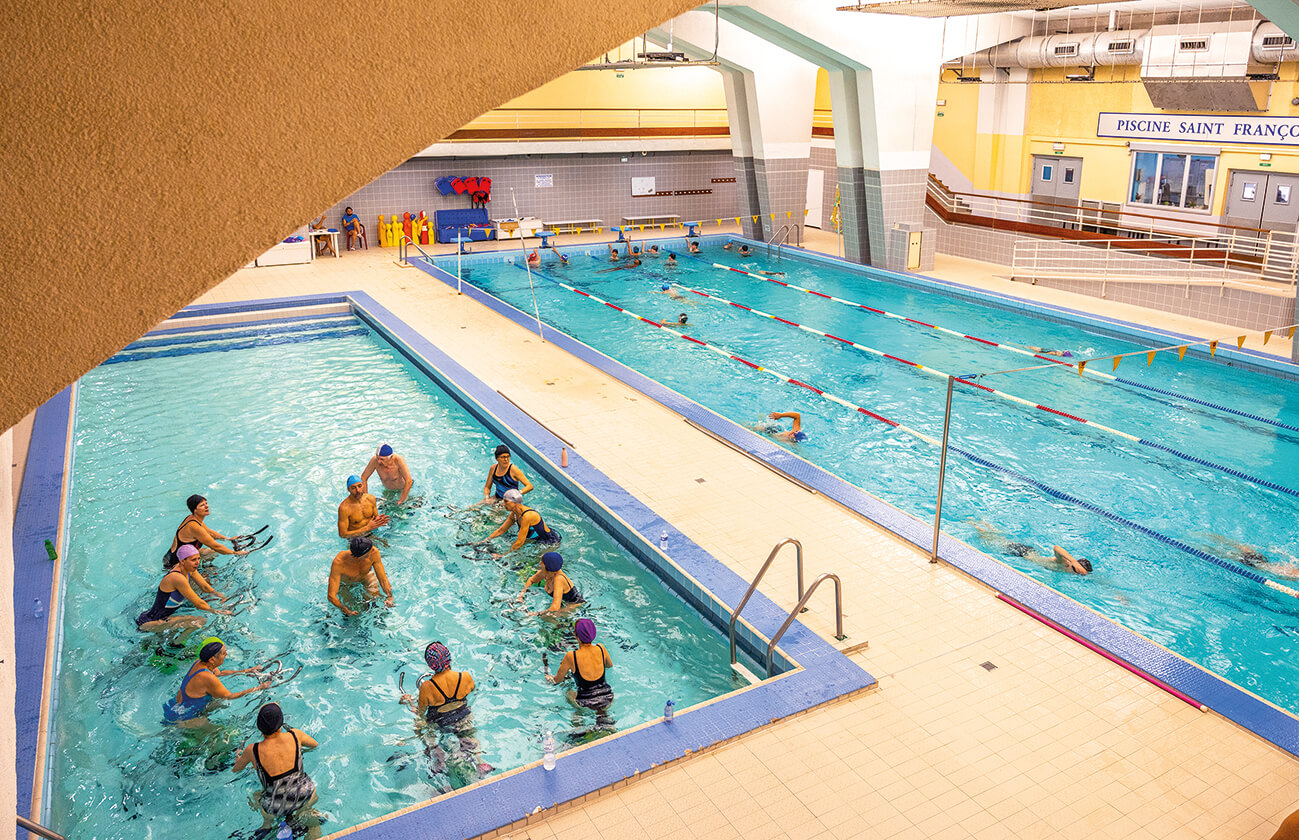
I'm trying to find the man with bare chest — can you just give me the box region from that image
[360,443,414,504]
[327,536,395,617]
[338,474,390,539]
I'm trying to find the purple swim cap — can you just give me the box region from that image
[574,618,597,644]
[425,641,451,672]
[176,545,200,562]
[542,552,563,572]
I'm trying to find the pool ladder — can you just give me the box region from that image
[728,538,845,678]
[17,814,65,840]
[766,223,801,260]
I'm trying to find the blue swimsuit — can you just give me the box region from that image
[162,665,212,723]
[136,581,186,628]
[491,465,521,500]
[522,507,560,544]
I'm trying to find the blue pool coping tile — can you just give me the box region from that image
[414,248,1299,761]
[17,293,875,840]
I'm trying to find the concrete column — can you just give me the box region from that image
[721,70,765,239]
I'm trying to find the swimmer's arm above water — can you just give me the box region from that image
[372,555,396,607]
[185,571,229,607]
[326,562,357,617]
[516,570,544,602]
[546,651,575,684]
[193,525,246,557]
[484,512,515,542]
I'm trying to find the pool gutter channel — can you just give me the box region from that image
[45,290,871,840]
[416,242,1299,762]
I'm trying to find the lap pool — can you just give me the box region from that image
[419,236,1299,745]
[15,294,871,839]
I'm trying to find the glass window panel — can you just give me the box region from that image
[1041,164,1053,182]
[1130,152,1158,204]
[1184,155,1214,210]
[1159,153,1186,207]
[1064,168,1075,184]
[1242,181,1257,201]
[1276,184,1291,205]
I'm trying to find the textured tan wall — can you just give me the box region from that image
[0,0,699,433]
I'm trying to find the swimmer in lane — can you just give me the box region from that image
[665,252,677,267]
[737,244,752,257]
[654,282,686,301]
[163,639,270,725]
[327,536,395,616]
[338,475,389,539]
[687,240,700,254]
[517,551,585,615]
[137,546,232,637]
[361,443,414,505]
[481,488,560,558]
[752,411,807,442]
[526,249,540,267]
[1026,346,1074,358]
[647,244,661,257]
[606,243,621,262]
[545,618,614,722]
[723,241,735,251]
[757,270,785,277]
[232,702,321,837]
[164,494,250,568]
[548,245,569,265]
[482,444,533,504]
[972,522,1092,575]
[399,642,493,779]
[660,313,688,326]
[1205,534,1299,579]
[596,259,641,273]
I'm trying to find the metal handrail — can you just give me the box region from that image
[728,538,804,665]
[765,224,799,259]
[764,573,845,677]
[18,814,66,840]
[397,234,436,265]
[1010,237,1297,290]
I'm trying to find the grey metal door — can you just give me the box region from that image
[1261,173,1299,232]
[1224,170,1265,229]
[1031,155,1083,227]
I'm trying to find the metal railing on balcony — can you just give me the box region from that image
[446,107,730,142]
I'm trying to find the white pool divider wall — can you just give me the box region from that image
[2,426,16,826]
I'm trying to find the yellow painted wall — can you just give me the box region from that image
[815,68,832,111]
[934,64,1299,216]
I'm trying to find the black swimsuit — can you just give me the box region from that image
[571,644,614,710]
[136,573,187,628]
[490,465,521,500]
[254,731,316,817]
[424,672,472,728]
[549,572,585,605]
[163,516,203,568]
[521,507,561,544]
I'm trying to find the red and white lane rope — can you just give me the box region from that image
[709,262,1108,376]
[676,280,1140,442]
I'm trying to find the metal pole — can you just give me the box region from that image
[511,187,545,342]
[17,815,67,840]
[456,236,463,295]
[930,375,955,563]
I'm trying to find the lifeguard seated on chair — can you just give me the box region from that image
[341,206,364,251]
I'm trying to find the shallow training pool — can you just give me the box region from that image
[49,315,749,838]
[443,240,1299,716]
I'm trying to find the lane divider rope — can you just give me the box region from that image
[706,260,1299,436]
[669,279,1299,500]
[507,262,1299,599]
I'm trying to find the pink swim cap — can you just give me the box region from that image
[176,545,200,561]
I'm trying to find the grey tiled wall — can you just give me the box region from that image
[753,157,810,242]
[838,167,873,265]
[733,156,762,239]
[320,151,740,239]
[926,207,1019,265]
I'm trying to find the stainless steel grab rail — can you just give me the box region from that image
[728,538,804,664]
[18,814,66,840]
[765,572,845,677]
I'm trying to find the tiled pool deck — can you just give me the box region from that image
[38,233,1299,838]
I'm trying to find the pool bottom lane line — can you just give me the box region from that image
[509,262,1299,603]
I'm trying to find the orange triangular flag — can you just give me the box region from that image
[1264,330,1273,345]
[1078,361,1087,376]
[752,215,759,222]
[1237,335,1246,349]
[1178,346,1188,360]
[1288,326,1297,338]
[1209,340,1218,357]
[786,211,792,218]
[1146,351,1156,366]
[1112,355,1122,371]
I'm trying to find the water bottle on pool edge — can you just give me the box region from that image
[664,698,675,723]
[542,730,556,771]
[659,530,668,550]
[33,598,43,620]
[276,820,292,839]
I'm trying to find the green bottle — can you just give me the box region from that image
[44,539,57,561]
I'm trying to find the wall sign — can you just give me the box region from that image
[631,177,656,196]
[534,174,553,188]
[1098,112,1299,146]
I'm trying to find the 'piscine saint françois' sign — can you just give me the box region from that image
[1097,112,1299,145]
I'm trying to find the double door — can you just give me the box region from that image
[1030,155,1083,227]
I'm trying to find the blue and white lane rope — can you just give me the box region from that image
[667,279,1299,501]
[708,260,1299,436]
[508,262,1299,600]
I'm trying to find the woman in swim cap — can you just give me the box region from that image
[233,702,322,832]
[517,552,585,615]
[483,488,560,557]
[163,494,249,568]
[399,642,493,778]
[162,639,269,724]
[482,444,533,504]
[546,618,614,719]
[137,545,232,637]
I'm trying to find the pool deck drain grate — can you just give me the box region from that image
[980,661,998,671]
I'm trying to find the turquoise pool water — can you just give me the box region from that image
[448,243,1299,714]
[50,318,748,838]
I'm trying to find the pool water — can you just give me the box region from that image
[50,318,749,838]
[447,243,1299,714]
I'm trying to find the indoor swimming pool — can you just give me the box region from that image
[43,313,767,838]
[429,237,1299,717]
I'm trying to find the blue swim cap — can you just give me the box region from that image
[347,474,362,489]
[542,552,563,572]
[378,444,393,457]
[662,283,671,291]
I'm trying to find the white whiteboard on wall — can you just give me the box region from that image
[631,177,656,196]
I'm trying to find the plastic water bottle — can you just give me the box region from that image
[542,731,556,771]
[276,820,292,839]
[33,598,43,620]
[659,531,669,549]
[664,698,675,723]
